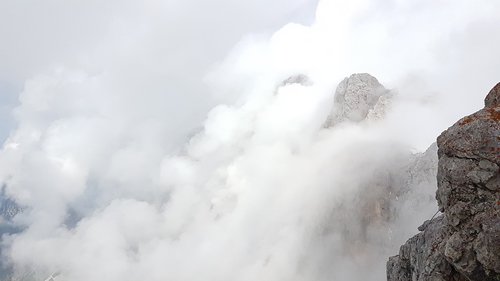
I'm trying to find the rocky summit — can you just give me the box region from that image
[387,83,500,281]
[324,73,391,127]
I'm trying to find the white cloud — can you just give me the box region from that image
[0,0,499,280]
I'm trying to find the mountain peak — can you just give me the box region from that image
[324,73,390,127]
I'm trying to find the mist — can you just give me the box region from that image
[0,0,499,280]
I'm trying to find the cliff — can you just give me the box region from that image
[387,83,500,281]
[324,73,391,127]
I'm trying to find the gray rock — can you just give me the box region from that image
[387,216,466,281]
[485,82,500,108]
[387,83,500,281]
[320,75,439,263]
[324,73,390,127]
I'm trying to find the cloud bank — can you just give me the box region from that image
[0,0,499,280]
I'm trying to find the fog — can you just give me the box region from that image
[0,0,499,280]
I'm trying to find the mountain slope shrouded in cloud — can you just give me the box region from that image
[3,73,441,281]
[0,0,499,280]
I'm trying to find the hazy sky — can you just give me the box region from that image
[0,0,499,280]
[0,0,318,143]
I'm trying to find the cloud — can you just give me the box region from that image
[0,0,499,280]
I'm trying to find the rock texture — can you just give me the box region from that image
[404,143,439,195]
[387,216,467,281]
[387,83,500,281]
[324,73,391,127]
[322,74,438,259]
[0,185,22,238]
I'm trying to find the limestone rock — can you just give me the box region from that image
[324,73,391,127]
[387,83,500,281]
[485,82,500,108]
[387,216,465,281]
[436,82,500,280]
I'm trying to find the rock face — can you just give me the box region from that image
[405,143,439,194]
[387,83,500,281]
[322,74,438,260]
[387,216,466,281]
[324,73,391,127]
[0,186,21,238]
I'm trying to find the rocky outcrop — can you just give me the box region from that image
[387,83,500,281]
[403,143,438,197]
[0,193,21,222]
[324,73,391,127]
[279,74,312,87]
[321,74,438,259]
[387,216,467,281]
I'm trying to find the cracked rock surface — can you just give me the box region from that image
[324,73,391,127]
[387,83,500,281]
